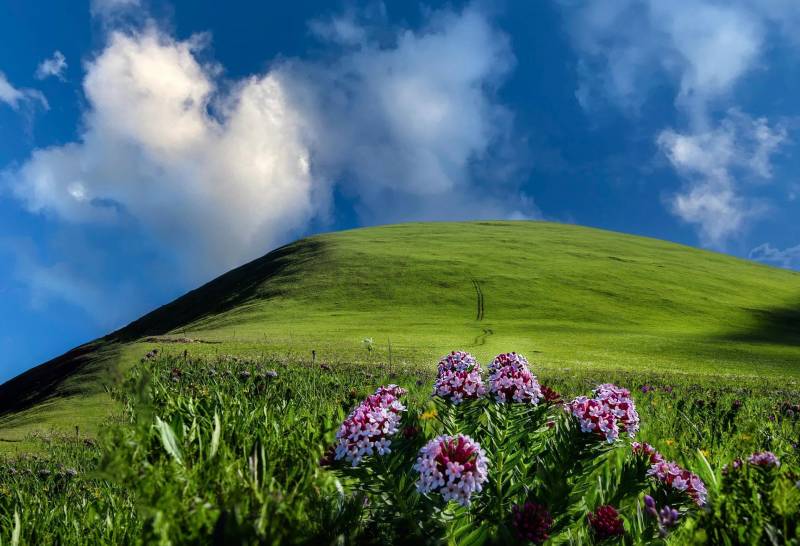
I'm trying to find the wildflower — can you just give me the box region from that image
[239,370,251,380]
[333,384,407,467]
[433,351,486,404]
[647,461,707,505]
[415,434,489,506]
[587,505,624,540]
[420,408,438,421]
[38,469,51,479]
[644,495,679,537]
[748,451,780,468]
[640,385,654,393]
[265,370,278,379]
[65,468,78,478]
[631,442,664,464]
[566,383,639,443]
[487,353,542,404]
[722,458,743,475]
[511,502,553,544]
[402,425,420,439]
[540,385,563,405]
[664,439,675,446]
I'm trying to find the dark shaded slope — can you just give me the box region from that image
[0,238,326,418]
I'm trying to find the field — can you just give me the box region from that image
[1,221,800,543]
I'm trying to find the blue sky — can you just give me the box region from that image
[1,0,800,382]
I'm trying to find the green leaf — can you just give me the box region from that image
[210,411,221,459]
[11,510,21,546]
[155,416,184,465]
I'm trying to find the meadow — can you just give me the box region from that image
[1,349,799,544]
[1,221,800,543]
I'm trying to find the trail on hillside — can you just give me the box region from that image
[472,279,485,321]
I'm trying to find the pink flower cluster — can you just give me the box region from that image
[334,385,407,467]
[433,351,486,404]
[647,461,708,506]
[748,451,780,468]
[415,434,489,506]
[487,352,543,404]
[566,383,640,443]
[631,442,665,464]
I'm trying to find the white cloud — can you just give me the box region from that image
[0,71,48,110]
[35,51,68,80]
[5,5,529,315]
[657,111,786,247]
[562,0,771,121]
[749,242,800,269]
[559,0,796,247]
[286,6,522,223]
[8,27,317,282]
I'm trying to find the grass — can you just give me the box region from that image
[2,353,798,544]
[2,220,800,450]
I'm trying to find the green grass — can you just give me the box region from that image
[3,220,800,447]
[2,354,798,544]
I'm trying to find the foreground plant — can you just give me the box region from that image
[325,351,716,543]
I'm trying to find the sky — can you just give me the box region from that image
[1,0,800,382]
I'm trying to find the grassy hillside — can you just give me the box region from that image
[2,220,800,450]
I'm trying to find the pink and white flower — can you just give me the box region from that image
[487,353,543,404]
[433,351,486,404]
[647,461,708,505]
[334,385,407,467]
[415,434,489,506]
[566,384,640,443]
[631,442,664,464]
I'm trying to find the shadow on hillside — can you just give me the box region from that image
[721,302,800,346]
[112,237,327,341]
[0,238,328,418]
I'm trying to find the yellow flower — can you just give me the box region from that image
[739,434,752,442]
[665,439,675,446]
[420,409,438,421]
[700,449,710,458]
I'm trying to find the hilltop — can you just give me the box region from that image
[2,221,800,448]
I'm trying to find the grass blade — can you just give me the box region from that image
[155,416,183,465]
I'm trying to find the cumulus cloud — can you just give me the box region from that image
[657,112,786,246]
[0,71,48,110]
[4,5,529,317]
[8,27,318,282]
[288,6,522,223]
[35,51,68,80]
[559,0,795,247]
[749,242,800,269]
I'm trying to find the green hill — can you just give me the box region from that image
[2,220,800,449]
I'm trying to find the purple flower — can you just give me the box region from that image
[488,353,542,404]
[748,451,780,468]
[644,495,680,537]
[647,461,707,505]
[433,351,486,404]
[414,434,489,506]
[588,505,624,539]
[334,385,407,467]
[512,502,553,544]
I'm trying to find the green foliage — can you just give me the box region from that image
[4,221,800,446]
[3,352,800,544]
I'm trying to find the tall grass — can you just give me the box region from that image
[2,353,799,544]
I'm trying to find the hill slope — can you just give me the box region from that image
[2,221,800,447]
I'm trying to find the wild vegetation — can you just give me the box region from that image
[2,348,799,544]
[2,222,799,543]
